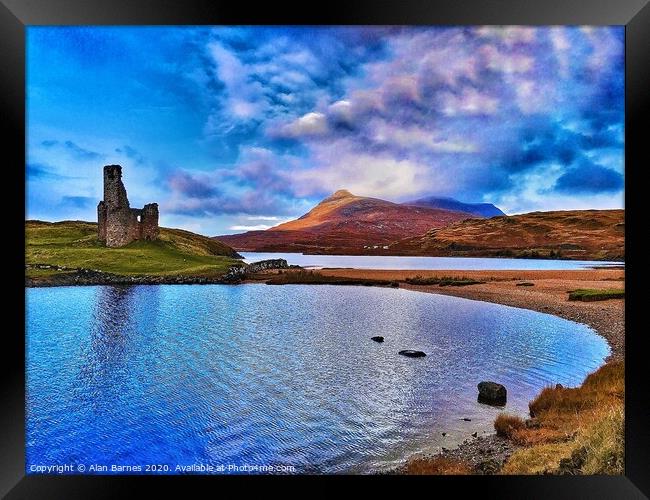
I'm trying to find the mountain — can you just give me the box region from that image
[389,210,624,261]
[404,196,505,217]
[215,190,475,254]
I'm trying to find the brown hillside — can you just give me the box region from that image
[390,210,624,261]
[216,190,474,253]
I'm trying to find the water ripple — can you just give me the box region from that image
[26,284,609,474]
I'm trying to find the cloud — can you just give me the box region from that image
[279,112,329,138]
[41,140,103,161]
[59,195,94,209]
[369,121,478,153]
[165,190,296,217]
[228,224,273,231]
[164,148,310,217]
[168,171,218,199]
[488,161,623,214]
[27,163,72,180]
[115,145,146,165]
[26,26,624,233]
[293,152,448,200]
[440,88,499,116]
[554,160,624,193]
[246,215,284,221]
[208,41,269,120]
[257,26,622,209]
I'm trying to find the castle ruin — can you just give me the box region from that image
[97,165,159,247]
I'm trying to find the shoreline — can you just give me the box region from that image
[26,266,624,361]
[299,267,624,473]
[311,268,622,474]
[317,268,624,362]
[26,266,624,474]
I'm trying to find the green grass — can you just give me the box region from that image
[26,267,78,278]
[405,275,486,286]
[26,220,243,278]
[567,289,624,301]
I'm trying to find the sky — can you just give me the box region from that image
[26,26,624,236]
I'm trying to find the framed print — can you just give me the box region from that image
[2,0,648,497]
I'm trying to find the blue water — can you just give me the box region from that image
[26,285,609,474]
[240,252,623,270]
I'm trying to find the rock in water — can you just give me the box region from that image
[371,336,385,343]
[399,350,426,358]
[477,381,507,406]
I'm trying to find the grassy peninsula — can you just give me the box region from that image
[26,220,243,283]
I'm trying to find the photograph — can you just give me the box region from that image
[24,25,626,476]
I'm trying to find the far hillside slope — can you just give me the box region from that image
[215,190,475,253]
[390,210,624,261]
[404,196,505,218]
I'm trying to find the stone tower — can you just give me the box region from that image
[97,165,159,248]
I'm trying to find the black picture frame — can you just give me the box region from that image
[2,0,647,497]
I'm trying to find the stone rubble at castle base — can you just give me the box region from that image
[25,259,291,287]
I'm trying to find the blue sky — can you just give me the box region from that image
[27,26,624,236]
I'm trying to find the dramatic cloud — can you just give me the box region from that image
[555,160,624,193]
[263,27,623,211]
[279,112,329,138]
[164,148,311,218]
[27,26,624,234]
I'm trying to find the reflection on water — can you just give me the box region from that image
[26,284,609,474]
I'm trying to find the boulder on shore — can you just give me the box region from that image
[371,336,385,343]
[477,381,507,406]
[399,350,427,358]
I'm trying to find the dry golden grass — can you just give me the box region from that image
[394,209,624,261]
[529,361,624,425]
[575,405,624,475]
[403,456,473,475]
[502,361,624,475]
[501,442,575,475]
[494,413,567,446]
[494,414,526,438]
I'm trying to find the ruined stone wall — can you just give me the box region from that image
[97,165,160,248]
[105,204,137,248]
[97,201,107,241]
[103,165,130,208]
[140,203,160,240]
